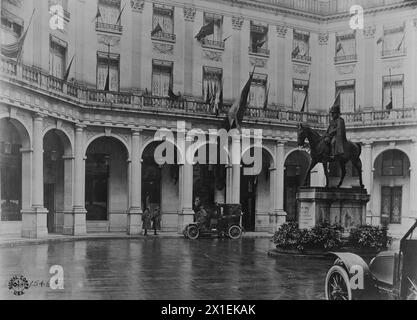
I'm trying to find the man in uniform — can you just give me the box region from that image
[324,102,347,159]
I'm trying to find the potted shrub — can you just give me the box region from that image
[348,225,392,252]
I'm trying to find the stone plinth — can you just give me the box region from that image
[297,187,370,231]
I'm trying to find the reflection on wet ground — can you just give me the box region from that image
[0,238,334,300]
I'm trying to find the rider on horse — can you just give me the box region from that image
[324,104,347,159]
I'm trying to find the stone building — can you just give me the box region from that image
[0,0,416,238]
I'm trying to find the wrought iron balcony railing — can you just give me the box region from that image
[292,54,312,64]
[248,47,270,57]
[95,21,123,34]
[334,54,358,63]
[1,55,417,128]
[151,31,176,43]
[382,47,406,58]
[201,39,225,50]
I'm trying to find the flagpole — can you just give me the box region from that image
[17,8,35,61]
[389,68,393,107]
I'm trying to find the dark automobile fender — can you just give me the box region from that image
[328,252,378,299]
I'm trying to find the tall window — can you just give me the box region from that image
[202,66,222,101]
[381,150,404,176]
[381,186,402,224]
[201,13,223,46]
[249,74,267,109]
[382,24,406,56]
[49,36,67,79]
[152,60,173,97]
[152,4,174,35]
[249,22,268,55]
[292,30,310,61]
[335,31,356,62]
[97,52,120,91]
[383,74,404,109]
[292,79,308,111]
[98,0,120,25]
[336,80,355,113]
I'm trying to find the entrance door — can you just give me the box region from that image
[44,184,55,233]
[241,176,256,231]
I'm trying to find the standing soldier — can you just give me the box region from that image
[142,208,152,236]
[324,97,347,159]
[152,205,161,235]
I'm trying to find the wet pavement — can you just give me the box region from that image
[0,238,334,300]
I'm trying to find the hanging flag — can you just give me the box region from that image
[376,36,383,45]
[336,41,343,54]
[300,73,311,113]
[223,35,232,43]
[255,39,266,48]
[168,87,180,100]
[263,83,270,110]
[151,23,163,36]
[292,45,300,58]
[385,68,393,110]
[92,6,102,22]
[397,32,406,50]
[63,55,75,81]
[115,3,126,25]
[1,9,35,60]
[104,70,110,91]
[332,91,341,109]
[385,100,393,110]
[195,21,214,41]
[205,82,211,104]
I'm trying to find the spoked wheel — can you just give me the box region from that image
[186,225,200,240]
[325,265,352,300]
[227,225,242,240]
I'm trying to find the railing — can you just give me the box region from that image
[151,31,176,42]
[334,54,358,63]
[248,47,270,56]
[201,39,225,50]
[292,54,312,63]
[95,21,123,34]
[1,55,417,128]
[382,47,407,58]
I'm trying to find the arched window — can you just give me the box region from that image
[381,150,404,176]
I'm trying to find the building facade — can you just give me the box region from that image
[0,0,417,238]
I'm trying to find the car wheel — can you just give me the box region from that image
[325,265,352,300]
[227,225,242,240]
[186,225,199,240]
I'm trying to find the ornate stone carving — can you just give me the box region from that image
[203,50,222,62]
[250,57,267,68]
[43,117,56,133]
[130,0,144,12]
[318,32,329,45]
[232,16,244,31]
[153,43,174,55]
[336,64,356,75]
[293,64,309,75]
[85,128,102,142]
[183,6,196,22]
[383,59,403,70]
[98,34,120,47]
[363,25,376,39]
[276,25,287,38]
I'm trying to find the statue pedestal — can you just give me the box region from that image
[297,187,370,232]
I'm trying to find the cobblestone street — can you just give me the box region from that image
[0,238,333,300]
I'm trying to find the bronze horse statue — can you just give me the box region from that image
[297,123,364,189]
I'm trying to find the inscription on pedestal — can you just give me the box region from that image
[299,202,314,229]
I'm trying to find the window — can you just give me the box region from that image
[292,30,310,63]
[292,79,308,111]
[97,51,120,91]
[202,66,222,101]
[249,22,269,56]
[201,13,223,48]
[335,31,356,63]
[98,0,120,25]
[383,74,404,109]
[381,186,402,224]
[382,150,404,176]
[152,60,173,97]
[49,36,67,79]
[336,80,355,113]
[382,24,406,57]
[249,74,267,109]
[151,4,174,41]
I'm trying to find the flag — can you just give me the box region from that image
[223,35,232,43]
[92,6,102,22]
[333,91,341,109]
[254,39,266,48]
[336,41,343,54]
[115,3,126,25]
[263,84,270,110]
[300,73,311,113]
[63,55,75,81]
[385,100,393,110]
[151,23,163,36]
[215,82,223,116]
[168,87,180,100]
[205,83,211,104]
[292,45,300,58]
[1,9,35,60]
[376,36,383,45]
[195,21,214,41]
[397,32,405,50]
[104,71,109,91]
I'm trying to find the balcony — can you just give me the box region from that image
[95,21,123,35]
[334,54,358,64]
[151,31,176,43]
[248,46,270,57]
[201,38,225,50]
[382,47,406,59]
[292,54,311,64]
[1,55,417,129]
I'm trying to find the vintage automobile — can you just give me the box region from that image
[325,220,417,300]
[183,204,243,240]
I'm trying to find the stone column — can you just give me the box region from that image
[363,26,376,108]
[128,129,142,234]
[225,164,232,203]
[71,125,87,235]
[269,167,277,233]
[274,142,286,226]
[231,134,241,204]
[22,114,48,238]
[231,16,244,98]
[178,136,194,232]
[62,155,74,235]
[361,143,373,224]
[183,6,196,97]
[409,139,417,221]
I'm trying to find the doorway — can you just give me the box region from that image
[44,183,55,233]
